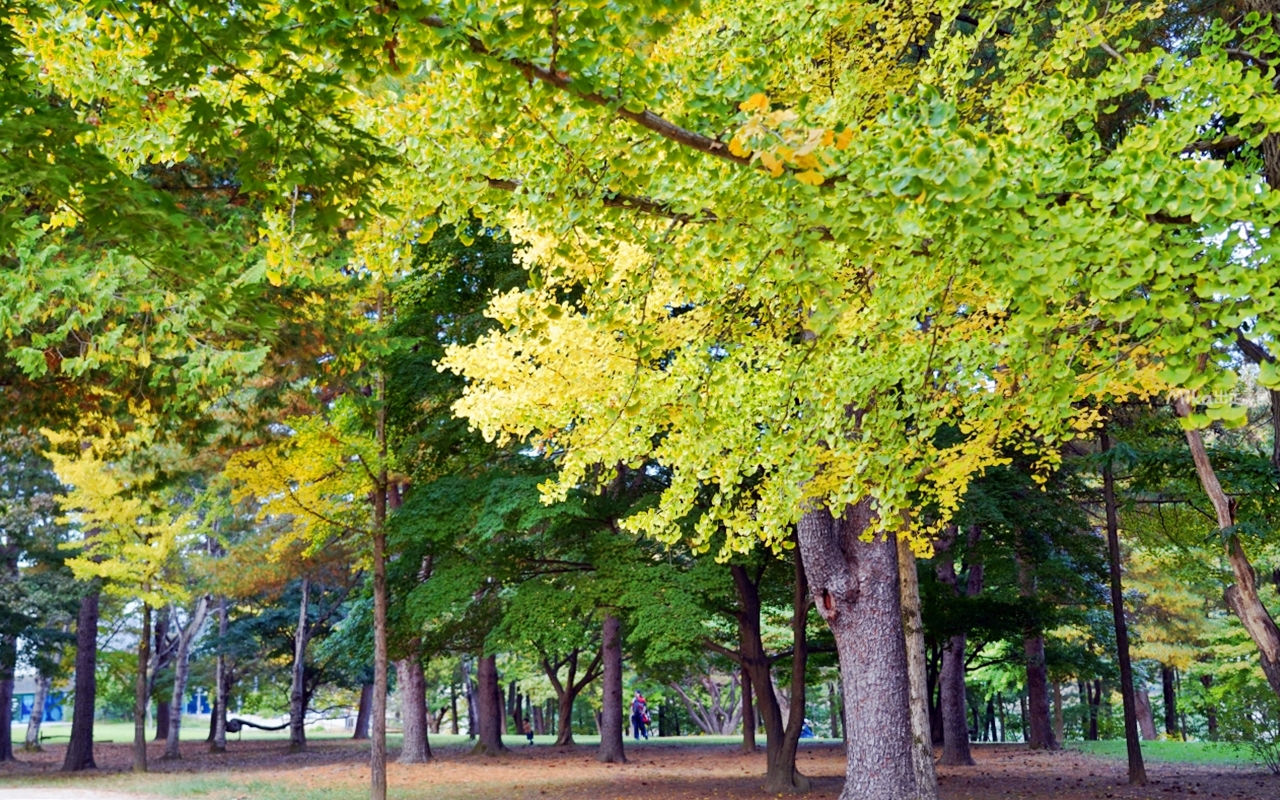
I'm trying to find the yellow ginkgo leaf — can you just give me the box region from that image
[739,92,769,112]
[795,170,825,186]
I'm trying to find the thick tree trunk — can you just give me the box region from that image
[474,654,506,754]
[597,613,626,763]
[24,674,51,751]
[62,588,99,771]
[1175,399,1280,698]
[166,598,210,760]
[1162,666,1178,737]
[212,598,229,753]
[938,634,973,765]
[798,501,931,800]
[133,603,151,773]
[0,641,14,763]
[1102,432,1147,785]
[153,698,170,744]
[353,683,373,740]
[1023,633,1057,750]
[396,654,431,763]
[897,534,939,797]
[554,689,576,746]
[289,579,310,753]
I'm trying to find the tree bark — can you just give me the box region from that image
[151,606,171,743]
[166,597,210,760]
[133,602,151,773]
[1162,666,1178,737]
[450,680,460,735]
[474,654,506,754]
[62,588,99,771]
[741,669,756,752]
[1052,683,1064,745]
[396,653,431,763]
[1134,685,1157,740]
[289,578,310,753]
[1023,636,1057,750]
[597,613,626,763]
[0,639,14,762]
[729,561,809,793]
[24,673,51,751]
[934,524,983,767]
[211,598,229,753]
[827,682,839,740]
[371,365,390,800]
[1102,431,1147,785]
[797,500,930,800]
[1174,398,1280,698]
[353,683,373,740]
[462,658,477,739]
[897,534,939,796]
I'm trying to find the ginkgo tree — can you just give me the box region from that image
[13,1,1280,799]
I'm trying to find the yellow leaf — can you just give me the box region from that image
[728,135,751,158]
[739,92,769,112]
[759,151,784,177]
[835,128,855,150]
[795,170,825,186]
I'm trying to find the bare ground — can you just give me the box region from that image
[1,739,1277,800]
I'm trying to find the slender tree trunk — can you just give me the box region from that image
[353,683,373,740]
[289,579,310,753]
[1052,683,1064,745]
[212,598,228,753]
[1102,431,1147,785]
[1161,666,1178,737]
[1175,398,1280,698]
[554,689,576,746]
[741,669,757,752]
[450,680,460,735]
[474,654,506,754]
[24,673,51,751]
[827,682,839,740]
[0,637,14,762]
[371,364,390,800]
[898,534,939,798]
[1201,675,1217,739]
[597,613,626,763]
[1088,680,1100,741]
[938,634,973,765]
[63,588,99,771]
[463,659,477,739]
[798,501,930,800]
[151,607,170,743]
[396,653,431,763]
[730,562,808,793]
[166,598,210,760]
[133,602,151,773]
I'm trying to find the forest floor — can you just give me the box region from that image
[0,736,1276,800]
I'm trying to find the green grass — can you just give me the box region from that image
[1068,739,1256,767]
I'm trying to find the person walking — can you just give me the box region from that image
[630,691,649,740]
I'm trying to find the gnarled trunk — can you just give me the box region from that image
[397,652,431,763]
[798,501,931,800]
[474,654,506,754]
[597,613,626,763]
[62,588,99,771]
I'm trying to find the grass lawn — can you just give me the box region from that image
[1068,738,1258,767]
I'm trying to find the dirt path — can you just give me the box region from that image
[1,739,1276,799]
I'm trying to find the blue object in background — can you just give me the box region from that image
[186,688,211,715]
